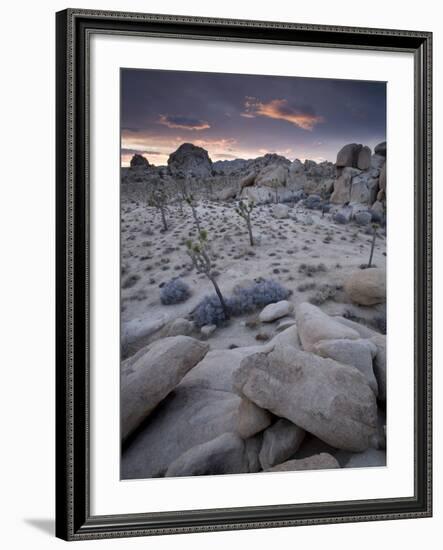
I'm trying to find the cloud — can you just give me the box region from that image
[242,97,325,130]
[121,148,163,156]
[158,114,210,130]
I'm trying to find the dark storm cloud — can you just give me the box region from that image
[121,68,386,166]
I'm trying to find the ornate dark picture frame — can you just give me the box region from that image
[55,8,432,541]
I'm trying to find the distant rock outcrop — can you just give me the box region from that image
[130,153,150,169]
[167,143,213,178]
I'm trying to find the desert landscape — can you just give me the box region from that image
[120,139,387,479]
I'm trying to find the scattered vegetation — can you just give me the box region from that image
[366,223,379,268]
[192,278,291,327]
[298,263,327,277]
[308,283,342,305]
[234,200,255,246]
[186,230,230,320]
[147,186,169,231]
[160,278,191,305]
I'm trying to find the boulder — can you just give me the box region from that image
[344,268,386,306]
[312,338,379,396]
[233,346,378,451]
[272,204,289,219]
[357,146,372,170]
[130,153,150,169]
[121,336,209,440]
[121,383,270,479]
[333,205,353,224]
[345,448,386,468]
[266,453,340,472]
[350,172,379,204]
[268,325,301,349]
[256,164,289,188]
[276,318,297,332]
[259,419,305,469]
[334,316,380,339]
[239,171,256,188]
[379,162,386,191]
[289,158,304,175]
[296,302,359,352]
[371,200,385,218]
[165,433,251,477]
[167,318,194,337]
[371,334,387,401]
[259,300,294,322]
[330,167,361,203]
[374,141,387,157]
[201,324,216,337]
[354,211,372,226]
[370,153,386,171]
[237,398,273,438]
[167,143,212,178]
[336,143,363,168]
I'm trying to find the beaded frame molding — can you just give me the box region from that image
[55,9,432,541]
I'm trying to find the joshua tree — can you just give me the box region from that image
[235,199,255,246]
[184,192,202,233]
[367,222,379,268]
[186,230,230,320]
[147,185,168,231]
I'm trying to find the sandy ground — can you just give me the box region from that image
[120,196,386,357]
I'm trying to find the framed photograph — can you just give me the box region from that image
[55,9,432,541]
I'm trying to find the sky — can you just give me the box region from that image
[121,68,386,167]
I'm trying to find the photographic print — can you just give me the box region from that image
[120,69,387,480]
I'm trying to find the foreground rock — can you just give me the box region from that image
[122,347,272,478]
[345,448,386,468]
[266,453,340,472]
[259,300,294,322]
[233,346,378,451]
[312,338,379,396]
[259,419,305,470]
[371,334,387,401]
[165,433,252,477]
[344,268,386,306]
[121,336,209,440]
[296,302,359,352]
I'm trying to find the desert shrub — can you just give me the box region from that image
[297,282,317,292]
[160,278,191,305]
[192,279,290,327]
[122,274,140,289]
[193,294,228,327]
[229,279,290,315]
[354,211,372,226]
[333,212,348,224]
[308,283,342,305]
[298,263,327,277]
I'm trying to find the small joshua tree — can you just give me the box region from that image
[185,193,202,233]
[147,186,168,231]
[235,200,255,246]
[186,230,230,320]
[367,222,379,268]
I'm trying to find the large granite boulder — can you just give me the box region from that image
[330,167,360,203]
[312,338,379,396]
[233,346,378,451]
[121,336,209,440]
[266,453,340,472]
[344,268,386,306]
[259,419,305,469]
[374,141,387,157]
[336,143,363,168]
[168,143,212,178]
[357,146,372,170]
[165,433,253,477]
[130,153,150,169]
[295,302,359,352]
[371,334,387,401]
